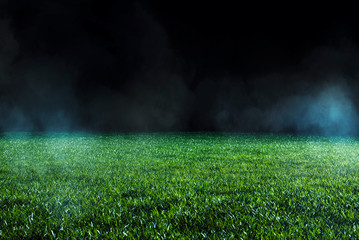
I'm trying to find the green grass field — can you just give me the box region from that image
[1,133,359,239]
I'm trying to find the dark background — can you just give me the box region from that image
[1,0,359,135]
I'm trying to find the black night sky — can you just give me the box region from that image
[1,1,359,135]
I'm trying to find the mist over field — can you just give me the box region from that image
[2,2,359,238]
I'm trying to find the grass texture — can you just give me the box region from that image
[1,133,359,239]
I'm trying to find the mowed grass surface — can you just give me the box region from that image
[1,133,359,239]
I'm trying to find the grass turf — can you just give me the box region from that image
[1,133,359,239]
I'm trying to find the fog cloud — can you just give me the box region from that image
[1,2,359,136]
